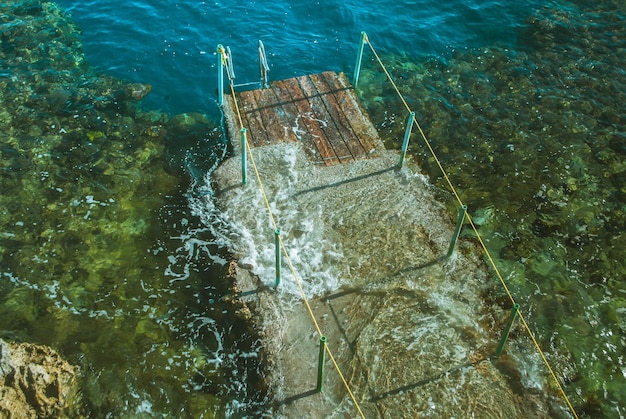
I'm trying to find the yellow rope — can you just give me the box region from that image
[219,49,366,418]
[467,216,578,416]
[366,41,463,206]
[279,237,367,418]
[364,35,579,419]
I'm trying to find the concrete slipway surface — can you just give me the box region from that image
[198,136,568,418]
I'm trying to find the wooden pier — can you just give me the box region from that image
[222,71,383,165]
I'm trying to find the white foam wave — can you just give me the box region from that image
[189,144,344,301]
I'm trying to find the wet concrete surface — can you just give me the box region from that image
[210,141,562,418]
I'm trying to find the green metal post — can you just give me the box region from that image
[495,303,520,358]
[217,45,224,106]
[398,111,415,168]
[353,32,367,88]
[317,335,327,392]
[447,204,468,258]
[275,229,281,287]
[241,128,247,186]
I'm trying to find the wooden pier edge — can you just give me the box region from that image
[221,71,384,166]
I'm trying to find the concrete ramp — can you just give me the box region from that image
[209,141,556,417]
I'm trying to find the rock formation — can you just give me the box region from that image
[0,339,79,418]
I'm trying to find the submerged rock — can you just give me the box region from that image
[116,82,153,101]
[0,339,79,418]
[0,0,231,416]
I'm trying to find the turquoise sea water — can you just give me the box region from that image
[1,0,624,417]
[56,0,542,117]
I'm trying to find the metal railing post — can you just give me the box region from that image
[259,40,270,88]
[398,111,415,168]
[495,303,520,358]
[241,128,247,186]
[353,32,367,88]
[447,204,467,258]
[217,44,225,105]
[275,229,281,287]
[226,46,235,88]
[317,336,327,392]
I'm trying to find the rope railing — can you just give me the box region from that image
[354,31,579,419]
[216,44,367,418]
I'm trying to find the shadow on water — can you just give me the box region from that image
[277,389,320,406]
[369,361,477,402]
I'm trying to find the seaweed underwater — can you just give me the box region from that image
[1,1,269,416]
[357,2,625,416]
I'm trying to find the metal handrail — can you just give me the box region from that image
[216,40,271,105]
[225,46,235,82]
[258,40,270,88]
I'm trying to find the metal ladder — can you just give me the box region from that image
[217,40,270,105]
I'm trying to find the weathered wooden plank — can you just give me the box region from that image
[251,88,282,146]
[323,72,381,155]
[255,87,300,145]
[310,72,367,159]
[222,71,383,166]
[296,74,353,163]
[279,77,339,165]
[271,80,324,163]
[236,90,270,147]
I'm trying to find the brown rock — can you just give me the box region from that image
[0,339,79,418]
[113,83,152,101]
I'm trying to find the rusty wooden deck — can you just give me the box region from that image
[222,71,383,165]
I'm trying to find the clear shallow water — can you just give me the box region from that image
[354,2,626,416]
[1,0,624,417]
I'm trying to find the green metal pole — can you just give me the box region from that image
[275,229,281,287]
[398,111,415,168]
[447,204,468,258]
[217,44,224,106]
[495,303,520,358]
[353,32,367,88]
[241,128,247,186]
[317,335,327,392]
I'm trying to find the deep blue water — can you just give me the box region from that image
[57,0,543,117]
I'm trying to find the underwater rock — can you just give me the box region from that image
[166,112,212,137]
[0,1,207,415]
[0,339,79,418]
[164,112,216,163]
[13,2,43,17]
[115,83,152,101]
[472,206,494,226]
